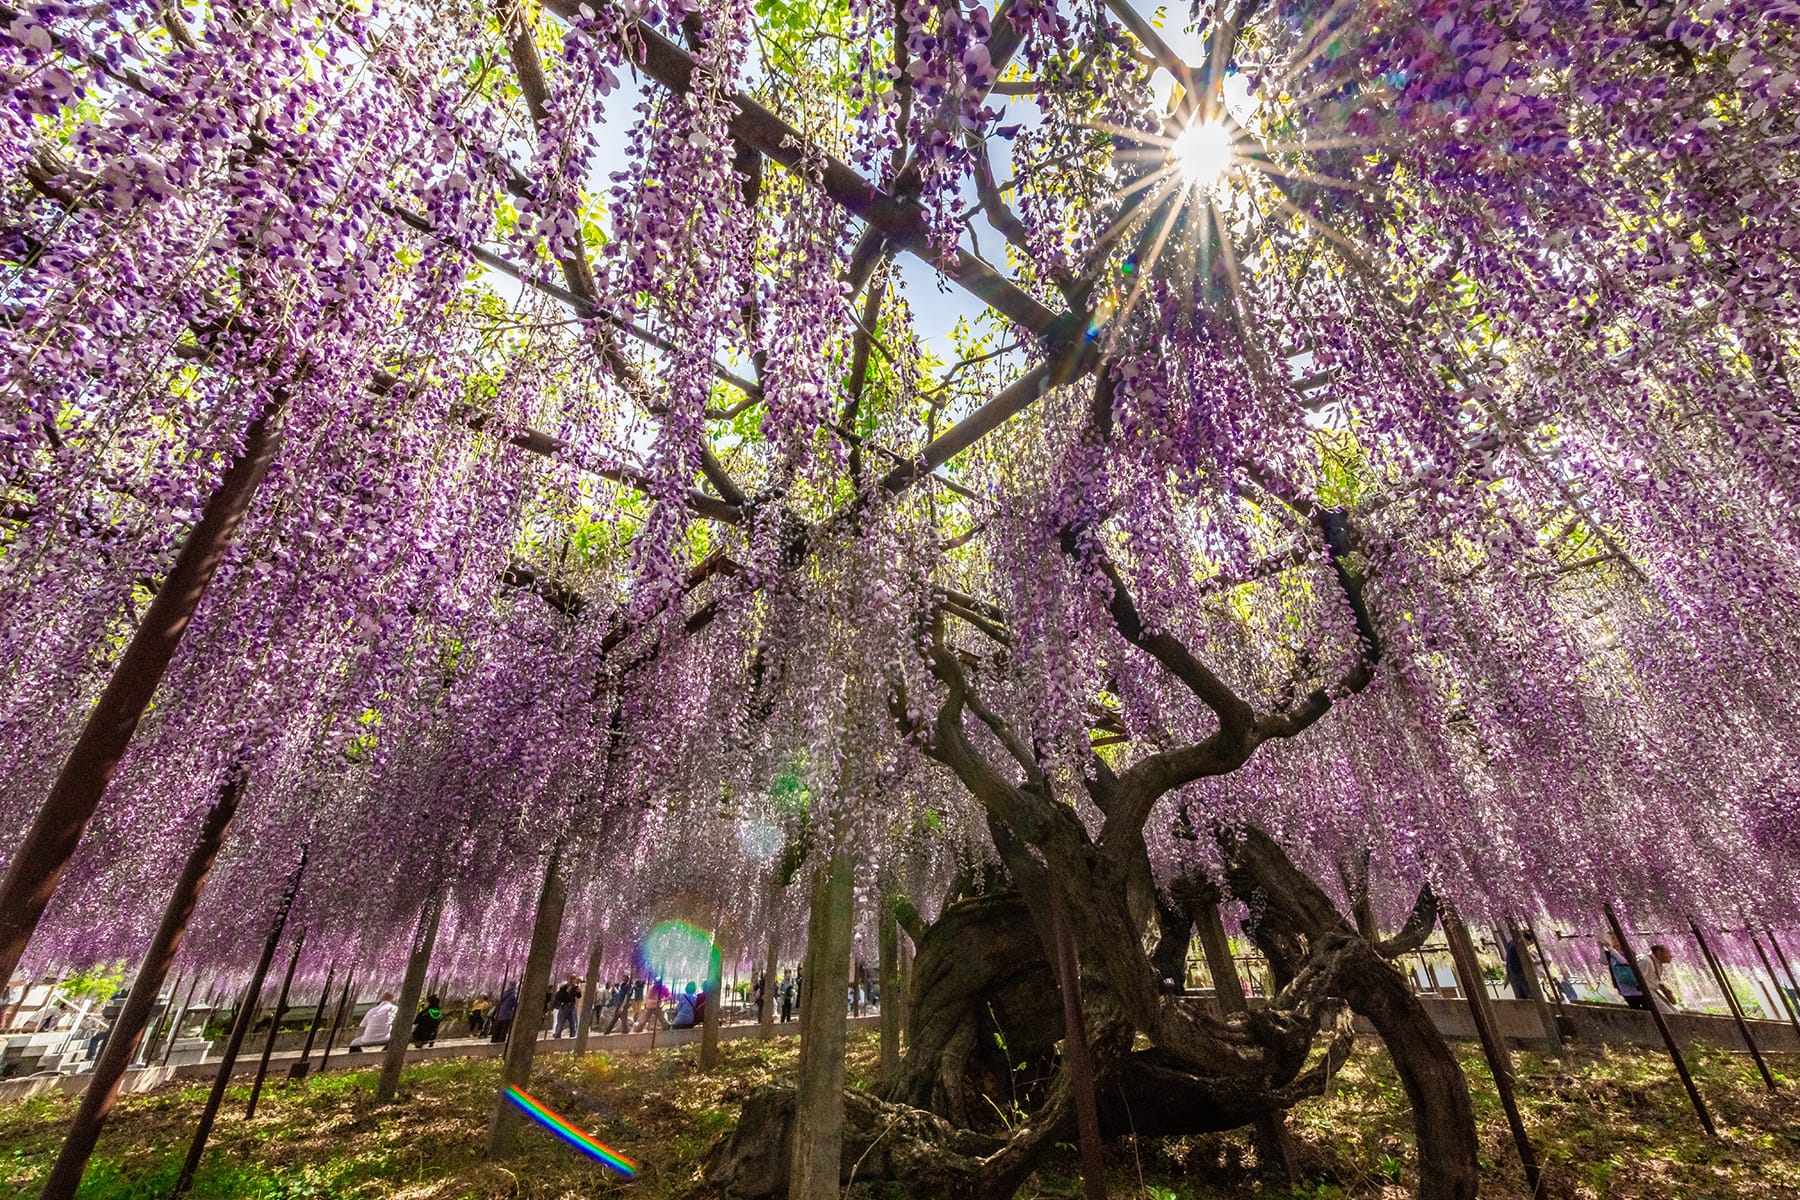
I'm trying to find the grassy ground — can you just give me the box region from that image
[0,1034,1794,1199]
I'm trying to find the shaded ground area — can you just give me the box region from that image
[0,1034,1794,1198]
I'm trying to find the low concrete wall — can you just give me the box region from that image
[1388,996,1800,1054]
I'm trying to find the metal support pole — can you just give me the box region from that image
[1688,920,1775,1091]
[1442,908,1543,1197]
[1605,903,1715,1136]
[316,969,355,1076]
[287,961,334,1083]
[172,849,307,1197]
[1749,931,1800,1042]
[245,927,306,1118]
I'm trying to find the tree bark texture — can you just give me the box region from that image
[575,935,603,1056]
[759,925,780,1040]
[701,933,723,1070]
[377,894,443,1102]
[878,895,900,1082]
[788,845,854,1200]
[487,842,567,1159]
[0,393,288,985]
[38,775,243,1200]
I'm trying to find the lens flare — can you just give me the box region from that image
[506,1085,638,1176]
[1170,120,1234,188]
[637,919,719,988]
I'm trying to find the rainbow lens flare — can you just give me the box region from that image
[505,1085,638,1177]
[638,918,719,987]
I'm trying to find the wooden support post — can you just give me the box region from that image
[1523,918,1569,1017]
[896,930,912,1051]
[1195,897,1243,1008]
[317,969,355,1076]
[1505,916,1566,1056]
[788,845,855,1200]
[758,925,780,1040]
[139,970,181,1068]
[1764,928,1800,1031]
[1604,903,1715,1136]
[877,895,899,1082]
[287,961,334,1083]
[574,936,603,1056]
[0,392,289,986]
[378,895,443,1102]
[160,973,202,1067]
[1050,893,1107,1200]
[172,849,306,1197]
[1442,907,1542,1197]
[1689,920,1776,1091]
[700,934,723,1070]
[245,927,305,1120]
[37,775,243,1200]
[487,842,567,1159]
[1750,931,1800,1042]
[1197,894,1296,1184]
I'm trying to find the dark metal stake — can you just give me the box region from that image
[171,849,306,1197]
[245,927,306,1119]
[1050,896,1107,1200]
[1749,931,1800,1043]
[1605,903,1715,1136]
[1442,908,1543,1197]
[37,774,244,1200]
[286,961,335,1083]
[316,969,355,1077]
[1689,920,1775,1091]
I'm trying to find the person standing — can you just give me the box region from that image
[490,984,518,1044]
[779,970,794,1023]
[1638,944,1683,1013]
[1602,939,1650,1011]
[467,993,491,1037]
[1503,930,1535,1001]
[552,975,582,1038]
[348,992,398,1053]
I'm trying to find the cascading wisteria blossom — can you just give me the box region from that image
[0,0,1797,1073]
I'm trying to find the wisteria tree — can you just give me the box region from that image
[3,0,1799,1197]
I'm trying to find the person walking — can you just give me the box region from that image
[348,992,398,1053]
[490,984,518,1044]
[467,992,491,1037]
[600,975,632,1035]
[552,975,582,1038]
[779,970,794,1023]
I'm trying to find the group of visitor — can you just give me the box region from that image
[345,991,445,1054]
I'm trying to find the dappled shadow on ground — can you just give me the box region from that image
[0,1033,1794,1198]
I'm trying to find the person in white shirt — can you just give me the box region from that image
[1636,945,1683,1014]
[348,992,398,1052]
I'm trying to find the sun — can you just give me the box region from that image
[1170,120,1235,188]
